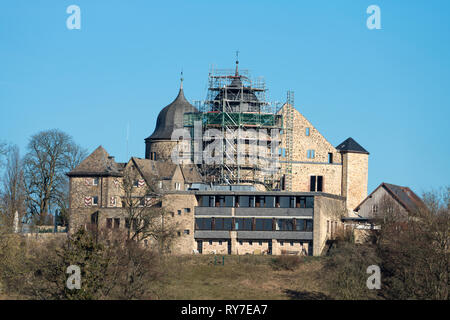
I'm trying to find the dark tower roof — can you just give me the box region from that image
[146,83,198,141]
[336,137,369,154]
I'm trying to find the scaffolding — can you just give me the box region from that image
[184,62,286,189]
[283,91,295,191]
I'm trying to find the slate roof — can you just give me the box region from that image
[355,182,426,214]
[146,88,198,141]
[382,183,425,214]
[336,137,369,154]
[131,158,178,182]
[180,164,203,183]
[67,146,122,177]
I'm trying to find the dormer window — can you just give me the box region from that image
[93,178,99,186]
[92,196,99,205]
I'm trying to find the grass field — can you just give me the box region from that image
[151,255,331,300]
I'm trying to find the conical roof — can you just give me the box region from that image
[146,87,198,140]
[336,137,369,154]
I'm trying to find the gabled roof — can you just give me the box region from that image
[354,182,426,214]
[131,158,178,183]
[180,164,203,183]
[67,146,122,177]
[336,137,369,154]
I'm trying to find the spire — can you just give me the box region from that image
[235,50,239,76]
[180,70,184,90]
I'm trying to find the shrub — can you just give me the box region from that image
[270,255,302,271]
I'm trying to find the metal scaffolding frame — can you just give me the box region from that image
[184,63,288,189]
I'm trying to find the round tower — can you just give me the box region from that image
[145,78,198,161]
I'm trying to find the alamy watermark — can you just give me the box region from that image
[367,5,381,30]
[66,5,81,30]
[66,265,81,290]
[366,265,381,289]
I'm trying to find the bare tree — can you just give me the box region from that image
[376,187,449,300]
[0,145,26,231]
[23,129,86,225]
[120,164,178,253]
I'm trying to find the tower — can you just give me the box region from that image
[144,76,198,161]
[337,137,369,212]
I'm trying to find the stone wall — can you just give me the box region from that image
[279,106,343,196]
[313,195,346,255]
[147,140,178,161]
[341,152,369,212]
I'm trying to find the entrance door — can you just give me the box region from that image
[227,240,232,255]
[197,240,203,254]
[268,240,273,255]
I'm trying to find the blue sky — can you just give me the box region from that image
[0,0,449,194]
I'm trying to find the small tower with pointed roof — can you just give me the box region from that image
[336,137,370,213]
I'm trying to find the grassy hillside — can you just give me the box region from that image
[150,255,330,300]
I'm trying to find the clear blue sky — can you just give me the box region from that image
[1,0,449,195]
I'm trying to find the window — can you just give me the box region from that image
[183,229,190,235]
[305,127,310,136]
[249,241,253,245]
[265,196,275,208]
[372,204,378,213]
[175,182,181,190]
[125,218,130,229]
[239,240,243,245]
[92,196,99,205]
[290,241,294,246]
[276,219,294,231]
[310,176,323,192]
[219,240,222,245]
[215,218,232,231]
[195,218,212,230]
[328,153,333,164]
[106,218,112,229]
[306,220,313,231]
[238,196,250,208]
[296,219,305,231]
[177,231,181,236]
[132,218,138,231]
[327,220,330,233]
[93,178,99,186]
[279,196,291,208]
[144,240,148,247]
[184,208,191,214]
[158,181,163,189]
[114,218,120,229]
[133,180,139,187]
[255,219,273,231]
[177,210,181,216]
[280,241,284,246]
[307,149,315,159]
[139,198,145,207]
[209,240,213,245]
[258,241,262,246]
[235,218,252,231]
[171,212,174,217]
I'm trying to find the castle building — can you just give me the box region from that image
[68,61,370,256]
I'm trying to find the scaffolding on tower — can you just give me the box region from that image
[184,60,284,190]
